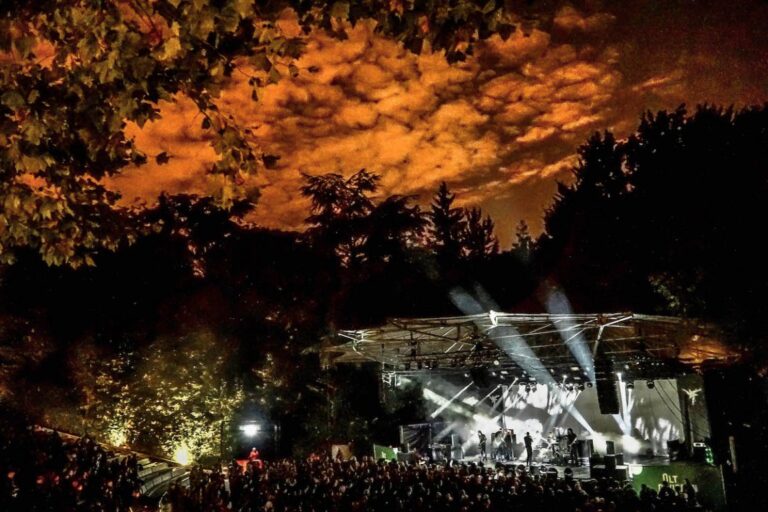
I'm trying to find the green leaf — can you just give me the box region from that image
[330,1,350,20]
[1,91,25,109]
[482,0,497,15]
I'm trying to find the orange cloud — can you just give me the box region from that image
[109,12,625,236]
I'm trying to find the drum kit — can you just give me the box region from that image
[538,433,570,465]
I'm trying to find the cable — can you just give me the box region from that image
[654,386,709,440]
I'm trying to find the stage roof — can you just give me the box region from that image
[322,313,736,383]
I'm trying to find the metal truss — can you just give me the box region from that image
[323,312,735,381]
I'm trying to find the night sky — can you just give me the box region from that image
[108,0,768,245]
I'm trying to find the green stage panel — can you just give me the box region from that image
[631,462,726,511]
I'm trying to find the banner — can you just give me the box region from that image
[630,463,726,511]
[373,444,397,461]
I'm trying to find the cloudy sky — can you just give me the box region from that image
[109,0,768,246]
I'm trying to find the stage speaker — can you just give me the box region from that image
[605,454,617,471]
[667,440,683,461]
[605,440,615,455]
[594,347,620,414]
[470,367,490,388]
[613,466,629,481]
[590,464,606,479]
[596,377,620,414]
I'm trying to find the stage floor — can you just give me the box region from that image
[455,454,671,480]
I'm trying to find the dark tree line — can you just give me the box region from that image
[538,104,768,356]
[2,103,768,458]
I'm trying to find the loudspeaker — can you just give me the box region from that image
[605,454,617,471]
[594,347,620,414]
[667,440,683,461]
[470,367,490,388]
[613,466,629,481]
[606,440,615,455]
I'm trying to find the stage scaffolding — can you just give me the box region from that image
[321,313,736,383]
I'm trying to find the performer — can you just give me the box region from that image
[524,432,533,466]
[477,431,487,461]
[567,427,578,465]
[503,429,514,461]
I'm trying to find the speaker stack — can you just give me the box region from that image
[594,347,620,414]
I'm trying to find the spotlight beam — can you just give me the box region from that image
[429,381,474,418]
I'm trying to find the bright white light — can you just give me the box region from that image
[622,434,642,454]
[173,443,192,465]
[239,423,260,437]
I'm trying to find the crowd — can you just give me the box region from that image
[0,416,706,512]
[164,457,705,512]
[0,422,143,511]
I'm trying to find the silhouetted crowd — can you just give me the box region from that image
[0,425,142,511]
[165,457,706,512]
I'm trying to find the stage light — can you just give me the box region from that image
[493,359,500,366]
[647,381,655,389]
[239,423,260,437]
[578,384,585,391]
[586,382,593,388]
[173,443,192,465]
[626,382,634,389]
[464,373,470,378]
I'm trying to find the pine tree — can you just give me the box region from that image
[428,182,466,264]
[462,207,499,260]
[512,220,533,261]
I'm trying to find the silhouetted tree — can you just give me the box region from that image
[301,170,379,267]
[428,182,466,265]
[512,220,534,261]
[539,103,768,353]
[462,207,499,261]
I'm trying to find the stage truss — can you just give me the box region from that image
[322,313,735,383]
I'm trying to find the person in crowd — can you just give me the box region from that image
[2,417,708,512]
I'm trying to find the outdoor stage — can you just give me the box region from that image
[327,312,734,511]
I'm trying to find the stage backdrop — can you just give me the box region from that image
[414,376,687,460]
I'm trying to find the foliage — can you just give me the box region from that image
[0,0,532,267]
[462,206,498,260]
[88,331,245,460]
[301,169,426,267]
[428,181,466,264]
[539,104,768,350]
[512,219,533,261]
